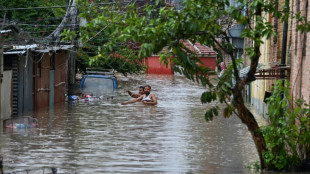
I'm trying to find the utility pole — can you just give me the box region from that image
[68,0,78,95]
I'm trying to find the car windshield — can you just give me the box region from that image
[82,77,114,95]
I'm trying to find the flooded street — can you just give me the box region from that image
[0,74,261,173]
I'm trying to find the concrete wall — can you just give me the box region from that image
[1,70,12,120]
[251,96,268,117]
[250,1,288,115]
[250,9,272,116]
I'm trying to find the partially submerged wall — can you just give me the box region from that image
[1,70,12,121]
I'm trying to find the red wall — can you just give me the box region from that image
[145,56,217,74]
[199,57,217,70]
[146,56,174,74]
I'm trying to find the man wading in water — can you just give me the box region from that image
[121,85,157,105]
[124,86,144,98]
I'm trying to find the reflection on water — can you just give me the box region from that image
[0,74,270,173]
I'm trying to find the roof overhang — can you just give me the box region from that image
[0,30,11,34]
[4,51,26,55]
[4,45,74,55]
[12,44,38,50]
[33,45,74,53]
[199,54,217,58]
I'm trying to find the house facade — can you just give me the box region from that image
[1,44,70,123]
[249,3,287,115]
[247,0,310,116]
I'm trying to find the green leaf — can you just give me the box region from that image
[300,116,307,123]
[212,107,219,116]
[205,110,213,121]
[201,91,213,103]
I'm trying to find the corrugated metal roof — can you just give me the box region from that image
[239,66,250,78]
[33,45,74,53]
[239,63,271,78]
[13,44,37,49]
[0,30,11,33]
[4,51,26,55]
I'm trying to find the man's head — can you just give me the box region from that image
[139,86,145,95]
[220,62,226,70]
[144,85,151,95]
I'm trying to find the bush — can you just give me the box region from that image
[261,80,310,170]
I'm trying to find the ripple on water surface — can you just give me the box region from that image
[0,74,261,174]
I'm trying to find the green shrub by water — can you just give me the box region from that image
[261,80,310,170]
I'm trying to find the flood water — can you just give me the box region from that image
[1,74,265,173]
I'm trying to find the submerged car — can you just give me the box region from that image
[79,68,117,96]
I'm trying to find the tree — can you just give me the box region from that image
[0,0,66,38]
[60,0,147,73]
[71,0,309,170]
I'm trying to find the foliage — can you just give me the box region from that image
[62,0,148,74]
[0,0,66,38]
[77,47,145,75]
[261,80,310,170]
[247,161,261,172]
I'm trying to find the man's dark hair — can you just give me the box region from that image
[139,86,145,89]
[145,85,151,89]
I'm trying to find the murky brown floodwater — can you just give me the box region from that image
[0,74,272,173]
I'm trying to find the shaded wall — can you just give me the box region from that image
[1,70,12,120]
[54,51,67,103]
[34,51,68,110]
[19,54,33,116]
[34,53,51,110]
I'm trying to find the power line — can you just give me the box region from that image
[0,5,75,11]
[3,23,79,27]
[0,1,143,11]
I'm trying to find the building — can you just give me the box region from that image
[248,0,310,116]
[290,0,310,105]
[144,40,217,74]
[1,43,71,122]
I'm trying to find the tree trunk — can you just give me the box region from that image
[233,81,267,169]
